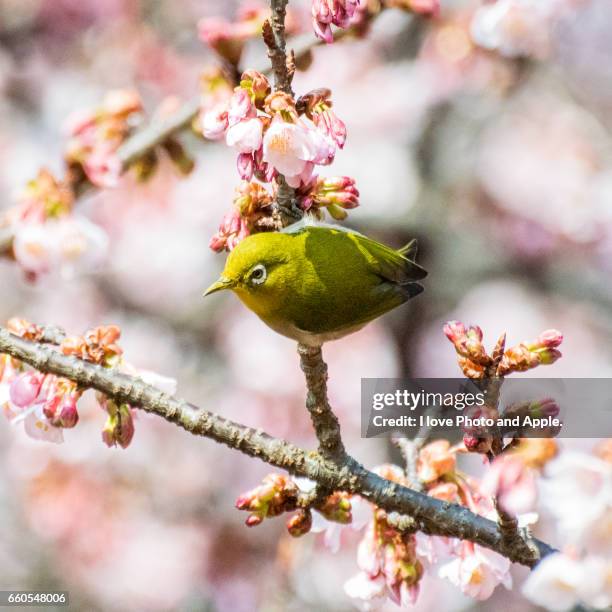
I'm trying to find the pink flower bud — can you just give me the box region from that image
[228,88,255,126]
[527,329,564,351]
[10,372,43,407]
[209,210,251,253]
[45,393,79,428]
[463,433,492,454]
[443,320,467,343]
[236,152,254,181]
[466,325,484,342]
[535,397,560,418]
[58,396,79,428]
[202,103,229,140]
[245,514,263,527]
[311,0,362,42]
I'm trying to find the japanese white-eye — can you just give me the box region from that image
[204,220,427,346]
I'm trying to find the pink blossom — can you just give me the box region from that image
[227,88,255,126]
[7,375,69,444]
[262,117,334,187]
[209,210,250,252]
[22,406,64,443]
[480,455,537,515]
[84,146,123,188]
[236,152,254,181]
[202,102,229,140]
[13,217,108,278]
[470,0,555,59]
[13,223,56,275]
[540,451,612,555]
[523,553,612,611]
[438,542,512,600]
[226,117,264,154]
[311,0,361,43]
[344,572,387,611]
[312,106,347,149]
[9,371,44,407]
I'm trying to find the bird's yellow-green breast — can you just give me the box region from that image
[204,222,427,346]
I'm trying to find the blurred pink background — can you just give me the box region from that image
[0,0,611,609]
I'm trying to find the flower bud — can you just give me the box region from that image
[316,491,352,524]
[443,320,466,343]
[443,320,491,368]
[240,70,271,106]
[202,103,229,140]
[228,88,255,126]
[45,394,79,428]
[287,509,313,537]
[101,401,135,449]
[463,433,493,454]
[526,329,563,350]
[236,153,254,181]
[497,329,564,375]
[235,474,299,527]
[10,372,43,407]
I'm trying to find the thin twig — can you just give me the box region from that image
[298,344,345,460]
[0,327,554,568]
[263,0,294,95]
[392,436,423,492]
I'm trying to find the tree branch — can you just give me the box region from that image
[263,0,294,95]
[298,344,345,460]
[0,327,555,568]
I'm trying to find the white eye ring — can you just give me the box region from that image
[250,264,267,285]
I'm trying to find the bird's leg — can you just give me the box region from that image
[297,344,346,461]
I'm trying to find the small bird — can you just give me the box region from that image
[204,220,427,346]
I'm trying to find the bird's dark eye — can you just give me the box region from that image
[250,264,267,285]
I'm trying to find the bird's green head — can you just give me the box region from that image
[204,233,294,311]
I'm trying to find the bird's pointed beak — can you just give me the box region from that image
[203,276,235,297]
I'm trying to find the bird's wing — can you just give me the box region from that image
[348,234,427,284]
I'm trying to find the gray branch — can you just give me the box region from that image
[0,327,555,568]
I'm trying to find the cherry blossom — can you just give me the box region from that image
[262,116,334,187]
[523,552,612,611]
[480,454,538,515]
[540,450,612,555]
[438,541,512,600]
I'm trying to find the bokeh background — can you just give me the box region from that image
[0,0,610,610]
